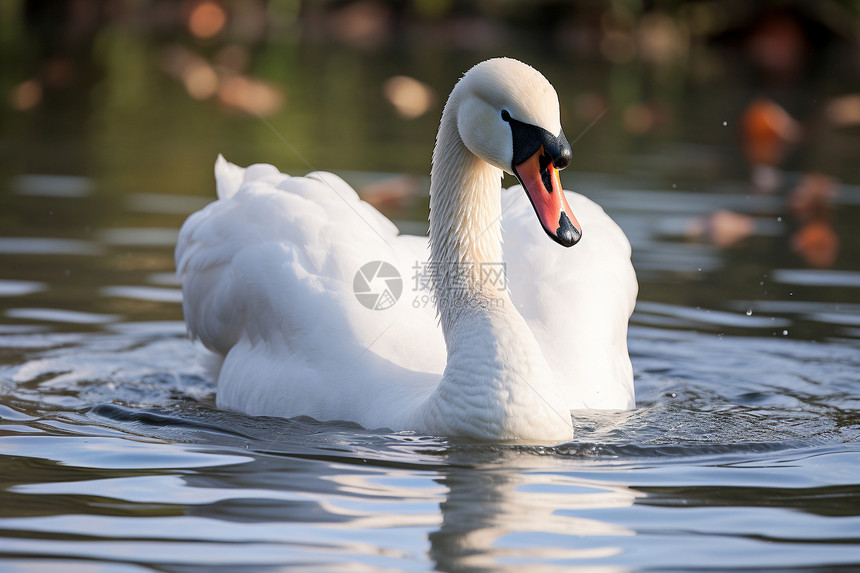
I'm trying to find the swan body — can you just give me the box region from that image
[176,58,637,442]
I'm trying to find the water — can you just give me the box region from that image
[2,164,859,570]
[3,9,860,569]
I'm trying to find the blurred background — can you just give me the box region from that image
[1,0,859,330]
[4,0,860,179]
[5,0,860,174]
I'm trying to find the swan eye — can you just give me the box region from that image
[501,109,511,122]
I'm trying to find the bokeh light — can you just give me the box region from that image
[383,76,435,119]
[187,0,227,40]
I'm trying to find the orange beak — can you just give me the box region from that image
[514,146,581,247]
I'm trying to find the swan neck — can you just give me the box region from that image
[429,105,506,330]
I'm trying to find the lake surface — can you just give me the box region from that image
[2,164,859,571]
[2,11,860,570]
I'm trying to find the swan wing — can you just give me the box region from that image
[501,185,637,410]
[176,157,445,427]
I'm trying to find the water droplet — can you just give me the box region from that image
[777,216,783,222]
[783,330,789,336]
[745,309,753,316]
[672,183,677,189]
[722,121,728,126]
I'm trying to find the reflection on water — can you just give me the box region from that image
[5,307,119,324]
[0,237,104,256]
[2,1,860,570]
[0,280,46,297]
[12,174,93,198]
[430,458,637,570]
[773,268,860,288]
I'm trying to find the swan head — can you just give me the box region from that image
[452,58,581,247]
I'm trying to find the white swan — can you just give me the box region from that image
[175,58,637,442]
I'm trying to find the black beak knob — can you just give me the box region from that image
[551,131,572,170]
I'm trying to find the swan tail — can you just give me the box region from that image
[215,155,244,200]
